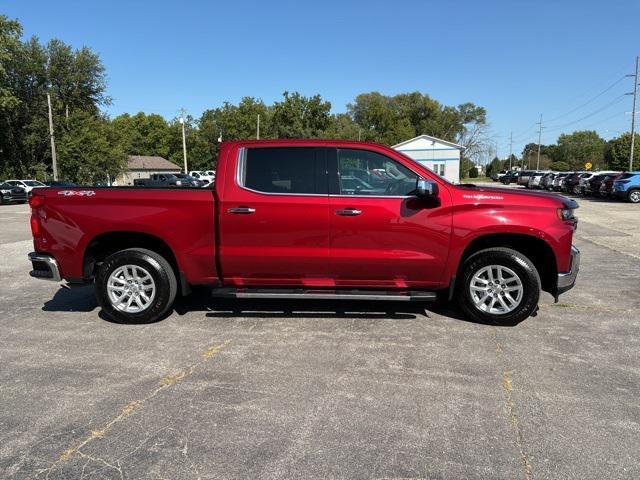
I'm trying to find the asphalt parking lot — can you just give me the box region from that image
[1,195,639,480]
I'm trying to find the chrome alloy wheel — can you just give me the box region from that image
[469,265,523,315]
[630,190,640,203]
[107,265,156,313]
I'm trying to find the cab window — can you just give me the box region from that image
[336,149,418,196]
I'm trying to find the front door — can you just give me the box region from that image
[328,147,452,289]
[219,146,330,286]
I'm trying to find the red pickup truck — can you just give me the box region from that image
[28,139,580,325]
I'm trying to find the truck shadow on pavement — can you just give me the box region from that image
[41,285,524,327]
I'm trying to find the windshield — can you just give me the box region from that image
[24,180,45,186]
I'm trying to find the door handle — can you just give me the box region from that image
[228,207,256,214]
[335,208,362,216]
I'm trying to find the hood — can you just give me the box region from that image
[455,184,577,208]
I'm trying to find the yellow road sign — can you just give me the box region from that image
[585,162,592,170]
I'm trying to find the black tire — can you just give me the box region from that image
[628,189,640,204]
[455,247,541,325]
[95,248,177,324]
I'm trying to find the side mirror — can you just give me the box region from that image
[416,178,438,197]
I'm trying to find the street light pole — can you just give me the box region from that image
[536,114,543,170]
[627,56,639,171]
[47,93,58,181]
[180,108,188,174]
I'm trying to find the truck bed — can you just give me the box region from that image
[31,187,218,285]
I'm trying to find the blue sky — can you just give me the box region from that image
[3,0,639,157]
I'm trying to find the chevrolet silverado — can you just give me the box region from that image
[27,140,580,325]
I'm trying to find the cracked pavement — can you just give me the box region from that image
[0,198,639,479]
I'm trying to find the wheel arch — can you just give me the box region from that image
[457,233,558,296]
[83,231,189,295]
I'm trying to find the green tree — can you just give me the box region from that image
[0,15,110,179]
[553,130,605,169]
[486,157,502,177]
[56,111,126,184]
[111,112,172,158]
[549,161,570,171]
[605,132,640,171]
[271,91,331,138]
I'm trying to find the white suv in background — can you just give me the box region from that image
[4,179,46,195]
[189,171,215,183]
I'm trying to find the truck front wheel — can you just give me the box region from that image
[455,247,540,325]
[95,248,177,324]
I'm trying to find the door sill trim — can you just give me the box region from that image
[211,288,436,302]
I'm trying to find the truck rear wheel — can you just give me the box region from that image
[95,248,177,324]
[455,247,540,325]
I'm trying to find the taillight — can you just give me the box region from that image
[29,194,45,208]
[30,215,40,237]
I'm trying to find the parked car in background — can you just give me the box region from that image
[44,180,77,187]
[491,170,507,181]
[562,172,586,194]
[551,173,569,191]
[174,173,205,187]
[4,179,46,196]
[540,172,557,190]
[500,171,520,185]
[189,171,215,183]
[577,171,617,195]
[527,171,548,189]
[612,172,640,203]
[0,182,27,204]
[517,171,536,187]
[600,174,623,198]
[586,173,612,196]
[133,173,198,187]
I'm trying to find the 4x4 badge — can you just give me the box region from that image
[57,190,96,197]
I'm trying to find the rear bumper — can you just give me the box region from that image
[557,245,580,296]
[28,252,61,282]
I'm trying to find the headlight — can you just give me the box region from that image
[557,208,575,221]
[1,190,10,194]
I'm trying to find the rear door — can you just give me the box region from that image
[327,147,452,289]
[218,146,330,286]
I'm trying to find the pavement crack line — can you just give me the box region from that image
[491,328,533,480]
[36,339,231,479]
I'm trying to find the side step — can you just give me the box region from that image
[211,288,436,302]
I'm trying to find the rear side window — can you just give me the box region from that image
[242,147,325,194]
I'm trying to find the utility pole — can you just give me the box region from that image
[180,108,188,173]
[536,114,544,170]
[256,114,260,140]
[46,93,58,181]
[627,56,639,171]
[509,131,513,170]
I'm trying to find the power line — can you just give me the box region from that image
[544,75,627,123]
[543,94,627,132]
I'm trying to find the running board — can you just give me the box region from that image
[211,288,436,302]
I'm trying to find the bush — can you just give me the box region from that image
[549,161,570,171]
[468,167,479,178]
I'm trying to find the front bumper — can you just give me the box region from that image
[28,252,61,282]
[556,245,580,296]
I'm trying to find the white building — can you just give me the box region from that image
[392,134,463,183]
